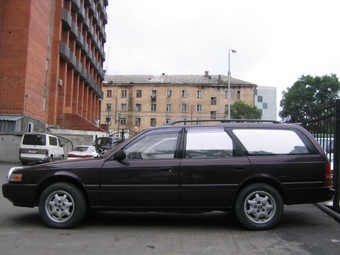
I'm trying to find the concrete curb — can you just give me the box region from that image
[316,203,340,222]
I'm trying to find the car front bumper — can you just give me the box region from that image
[2,183,38,207]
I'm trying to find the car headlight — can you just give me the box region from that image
[6,167,23,182]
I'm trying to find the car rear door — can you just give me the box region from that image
[100,128,182,207]
[179,127,251,207]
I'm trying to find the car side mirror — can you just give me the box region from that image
[113,149,126,161]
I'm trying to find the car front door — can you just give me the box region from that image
[100,129,182,207]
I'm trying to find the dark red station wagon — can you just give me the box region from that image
[2,120,334,230]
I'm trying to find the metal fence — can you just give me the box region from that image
[301,99,339,209]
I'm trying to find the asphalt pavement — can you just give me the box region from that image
[1,162,340,223]
[1,162,340,255]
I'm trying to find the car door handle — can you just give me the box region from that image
[233,165,246,171]
[160,168,172,173]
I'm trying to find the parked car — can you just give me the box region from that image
[2,120,334,230]
[19,133,64,165]
[67,145,99,160]
[95,137,122,153]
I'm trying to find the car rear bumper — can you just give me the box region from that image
[2,183,38,207]
[284,187,334,205]
[19,155,51,163]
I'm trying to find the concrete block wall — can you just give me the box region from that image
[0,129,107,163]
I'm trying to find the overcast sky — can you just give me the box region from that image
[104,0,340,105]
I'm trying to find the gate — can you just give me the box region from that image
[301,99,339,209]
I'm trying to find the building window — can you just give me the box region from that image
[136,90,142,98]
[196,104,202,112]
[106,103,111,111]
[181,104,187,112]
[263,103,268,109]
[166,90,172,97]
[107,90,112,98]
[211,97,217,105]
[151,90,157,101]
[135,118,141,126]
[225,90,229,99]
[225,105,229,113]
[237,90,241,99]
[257,95,263,103]
[197,90,203,98]
[136,104,142,112]
[151,104,157,112]
[120,118,126,125]
[181,90,188,98]
[150,118,156,127]
[165,118,171,124]
[121,90,127,98]
[121,103,127,111]
[166,104,172,112]
[210,111,216,119]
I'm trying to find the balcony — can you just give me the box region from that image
[61,9,72,30]
[71,0,80,12]
[87,24,94,38]
[70,21,78,40]
[103,12,108,25]
[68,52,77,69]
[89,1,95,15]
[59,41,70,61]
[83,16,90,31]
[76,30,84,48]
[77,5,85,21]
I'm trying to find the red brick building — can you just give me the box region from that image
[0,0,107,132]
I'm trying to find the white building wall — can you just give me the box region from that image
[255,86,277,120]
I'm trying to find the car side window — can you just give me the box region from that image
[233,129,311,155]
[125,132,178,160]
[49,137,58,146]
[185,128,242,158]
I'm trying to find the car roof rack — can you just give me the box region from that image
[165,119,281,126]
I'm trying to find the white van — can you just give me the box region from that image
[19,133,65,165]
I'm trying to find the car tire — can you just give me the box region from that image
[235,183,283,230]
[39,182,86,229]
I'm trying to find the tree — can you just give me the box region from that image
[279,74,340,122]
[230,100,262,119]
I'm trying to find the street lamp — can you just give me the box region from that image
[228,49,237,119]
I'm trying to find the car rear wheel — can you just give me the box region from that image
[235,183,283,230]
[39,182,86,229]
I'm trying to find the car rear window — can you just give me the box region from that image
[22,134,46,146]
[232,129,312,155]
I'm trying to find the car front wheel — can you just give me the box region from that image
[39,182,86,229]
[235,183,283,230]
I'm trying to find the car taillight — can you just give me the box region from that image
[45,150,49,156]
[324,162,332,186]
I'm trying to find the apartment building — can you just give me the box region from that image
[0,0,107,133]
[102,72,257,136]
